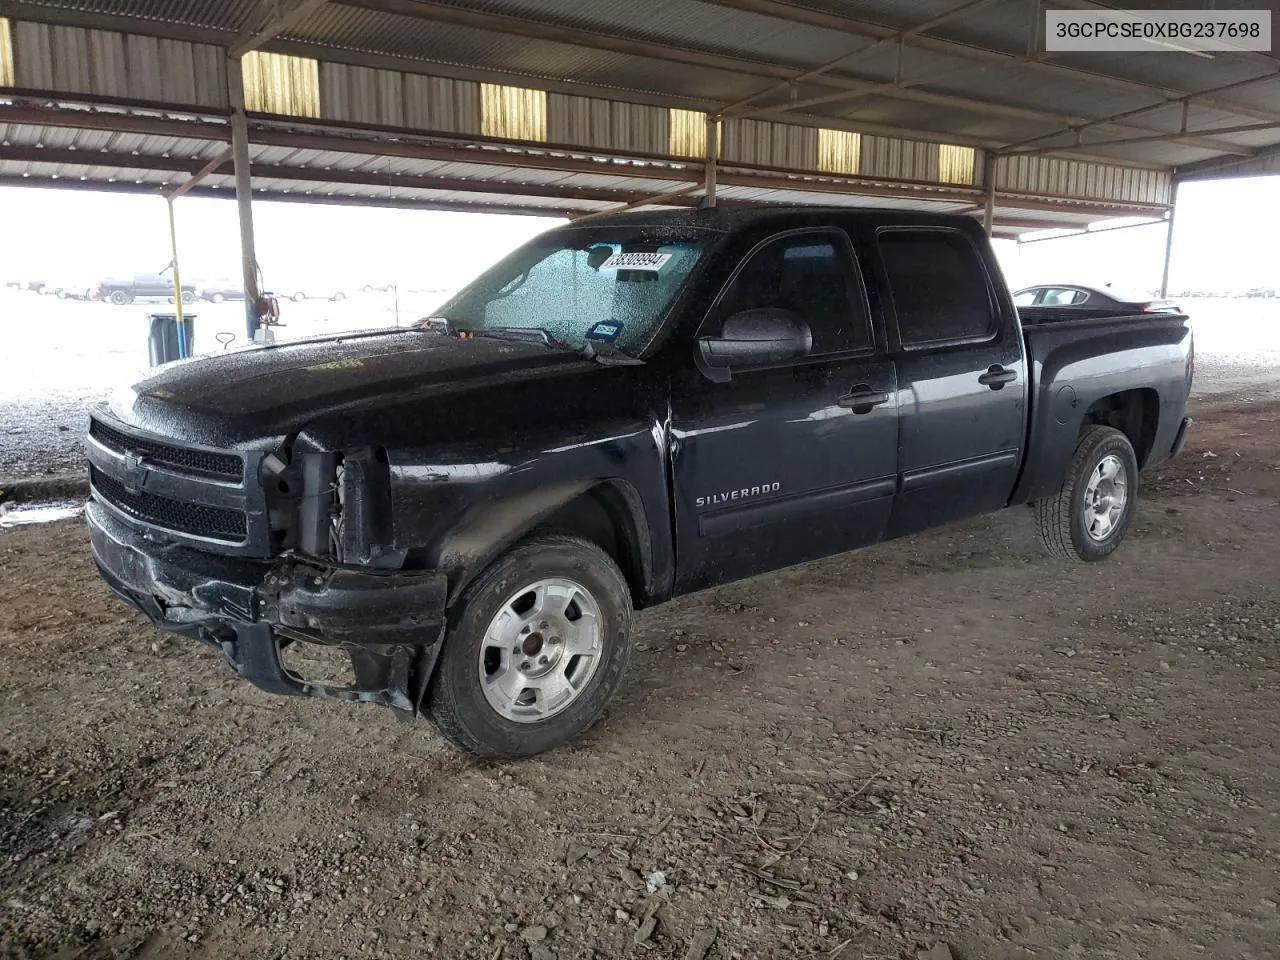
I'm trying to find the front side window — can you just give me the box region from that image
[434,227,710,356]
[1013,289,1037,307]
[702,231,871,357]
[878,229,996,347]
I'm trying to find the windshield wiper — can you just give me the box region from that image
[415,320,558,347]
[471,327,561,346]
[418,319,640,365]
[578,340,644,366]
[416,316,453,334]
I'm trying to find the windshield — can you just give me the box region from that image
[428,226,711,356]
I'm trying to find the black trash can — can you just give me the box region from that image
[147,313,196,366]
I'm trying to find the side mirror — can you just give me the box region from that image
[696,308,812,381]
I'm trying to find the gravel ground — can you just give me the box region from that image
[2,291,1279,484]
[2,391,1278,960]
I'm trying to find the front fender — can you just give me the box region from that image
[387,420,674,605]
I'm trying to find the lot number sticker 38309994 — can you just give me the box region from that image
[597,252,672,271]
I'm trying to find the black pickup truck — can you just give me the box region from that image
[85,207,1194,757]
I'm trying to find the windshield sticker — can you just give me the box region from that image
[586,321,623,342]
[597,252,672,271]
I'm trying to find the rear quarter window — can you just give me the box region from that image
[877,229,997,347]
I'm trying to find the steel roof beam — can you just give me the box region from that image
[0,145,660,202]
[164,146,234,199]
[0,174,581,216]
[333,0,811,83]
[1177,140,1280,179]
[1009,121,1280,154]
[699,0,1280,126]
[721,0,1004,114]
[0,101,1174,207]
[230,0,334,58]
[1000,72,1280,152]
[326,0,1249,151]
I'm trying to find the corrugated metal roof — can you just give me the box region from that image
[413,0,860,68]
[795,0,966,32]
[2,0,1276,224]
[22,0,255,31]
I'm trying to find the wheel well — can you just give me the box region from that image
[1082,389,1159,466]
[534,483,650,607]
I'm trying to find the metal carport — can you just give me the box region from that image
[0,0,1277,335]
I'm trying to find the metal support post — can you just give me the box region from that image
[166,197,185,334]
[982,152,996,237]
[228,56,262,341]
[704,114,719,208]
[1160,181,1180,298]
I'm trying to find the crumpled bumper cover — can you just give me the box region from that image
[86,499,447,712]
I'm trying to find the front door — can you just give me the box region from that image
[670,228,899,594]
[872,226,1027,537]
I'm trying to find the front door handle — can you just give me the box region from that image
[978,365,1017,389]
[836,386,891,413]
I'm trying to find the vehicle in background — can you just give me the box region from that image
[46,275,100,300]
[1014,283,1181,315]
[86,206,1194,760]
[196,280,246,303]
[265,285,347,303]
[99,273,197,306]
[359,282,396,294]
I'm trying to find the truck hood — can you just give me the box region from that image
[109,329,598,445]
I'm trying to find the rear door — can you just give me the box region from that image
[670,227,898,593]
[872,226,1027,537]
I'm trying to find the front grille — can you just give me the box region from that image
[90,419,243,480]
[91,466,247,543]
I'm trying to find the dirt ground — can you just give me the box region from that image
[3,391,1280,960]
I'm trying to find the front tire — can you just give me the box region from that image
[428,535,633,758]
[108,290,132,306]
[1035,425,1139,562]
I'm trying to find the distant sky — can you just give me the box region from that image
[0,175,1277,296]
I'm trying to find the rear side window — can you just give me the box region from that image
[878,229,996,347]
[1042,287,1088,306]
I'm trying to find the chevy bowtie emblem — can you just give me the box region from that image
[122,452,148,495]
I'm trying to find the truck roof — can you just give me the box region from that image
[568,204,985,234]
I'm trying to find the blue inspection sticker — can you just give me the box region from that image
[586,321,623,342]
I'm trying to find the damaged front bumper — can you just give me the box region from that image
[86,500,447,713]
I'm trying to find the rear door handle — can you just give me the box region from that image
[836,386,891,413]
[978,365,1017,389]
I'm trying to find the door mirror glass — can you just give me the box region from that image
[697,308,812,371]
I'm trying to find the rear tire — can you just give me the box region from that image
[1034,425,1138,562]
[428,535,633,758]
